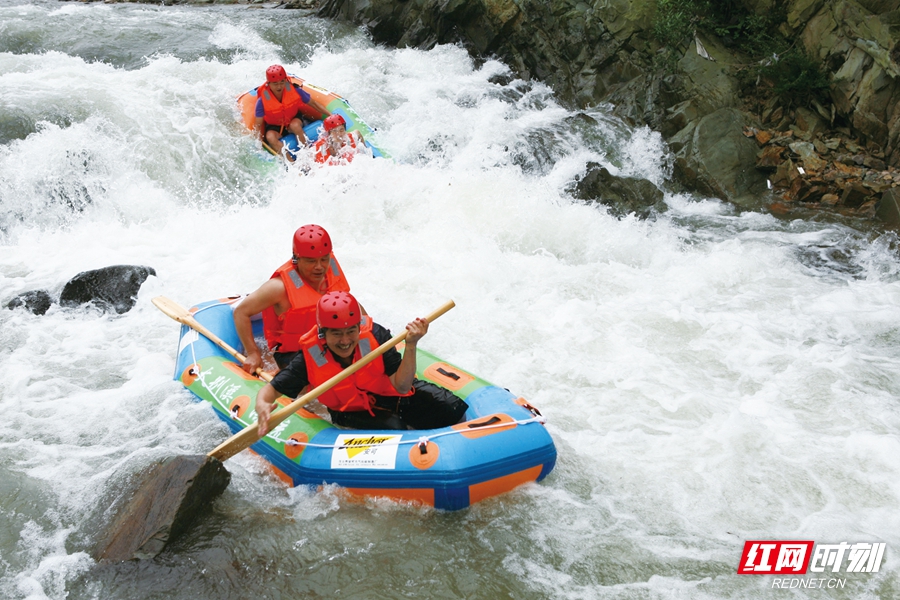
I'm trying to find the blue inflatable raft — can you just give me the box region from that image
[171,298,557,510]
[237,75,388,161]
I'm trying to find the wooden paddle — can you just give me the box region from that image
[261,140,278,156]
[150,295,273,382]
[92,297,455,562]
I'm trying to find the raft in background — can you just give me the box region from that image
[237,75,388,160]
[172,298,557,510]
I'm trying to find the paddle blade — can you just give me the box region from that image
[151,295,192,324]
[92,455,230,562]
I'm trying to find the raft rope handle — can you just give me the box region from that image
[183,301,550,448]
[272,414,547,450]
[467,415,502,428]
[436,367,460,381]
[186,300,260,423]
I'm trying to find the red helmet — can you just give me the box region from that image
[317,292,361,329]
[265,65,287,83]
[323,114,346,132]
[292,224,332,258]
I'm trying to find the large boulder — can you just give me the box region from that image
[92,455,231,562]
[672,108,770,209]
[572,163,666,218]
[59,265,157,314]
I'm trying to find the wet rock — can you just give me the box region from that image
[751,118,900,218]
[672,107,769,209]
[59,265,156,314]
[864,156,887,170]
[841,182,874,208]
[876,187,900,227]
[6,290,53,316]
[757,145,786,170]
[572,163,665,219]
[755,130,774,145]
[789,141,827,172]
[93,455,231,562]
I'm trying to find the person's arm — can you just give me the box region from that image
[233,279,288,374]
[255,353,309,435]
[255,115,265,142]
[255,383,280,436]
[254,97,266,141]
[308,98,328,120]
[389,317,428,394]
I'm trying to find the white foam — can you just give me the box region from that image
[2,4,899,597]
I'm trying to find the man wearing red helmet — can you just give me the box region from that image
[255,64,327,160]
[233,224,358,374]
[313,113,368,165]
[254,292,468,434]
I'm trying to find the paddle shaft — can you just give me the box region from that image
[261,140,278,156]
[207,299,456,462]
[151,296,273,383]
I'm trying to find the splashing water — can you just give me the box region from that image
[1,2,899,599]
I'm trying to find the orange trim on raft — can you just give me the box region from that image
[284,432,309,460]
[222,361,261,381]
[423,362,475,391]
[453,413,517,439]
[180,363,201,386]
[468,465,543,505]
[409,441,439,470]
[230,395,250,418]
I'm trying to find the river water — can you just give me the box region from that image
[1,1,899,598]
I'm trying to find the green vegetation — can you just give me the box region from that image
[758,49,831,107]
[651,1,828,108]
[653,0,785,54]
[652,0,704,50]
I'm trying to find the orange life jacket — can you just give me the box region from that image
[313,131,361,164]
[299,317,412,414]
[261,256,350,353]
[258,82,310,127]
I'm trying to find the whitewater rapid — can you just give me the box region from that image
[1,2,899,599]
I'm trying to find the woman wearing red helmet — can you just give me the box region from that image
[233,224,359,374]
[254,292,468,433]
[254,64,327,160]
[313,112,369,165]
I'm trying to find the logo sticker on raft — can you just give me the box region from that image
[331,434,402,469]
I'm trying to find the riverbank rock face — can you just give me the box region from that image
[317,0,900,223]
